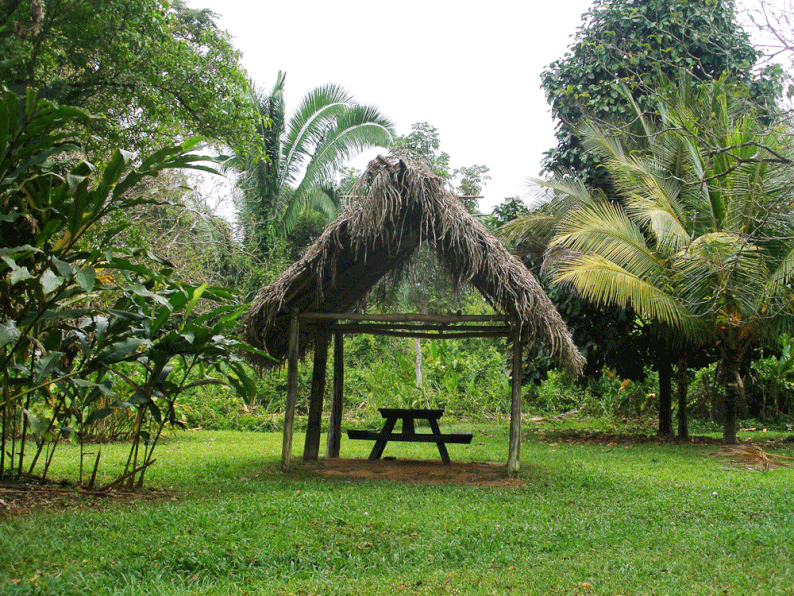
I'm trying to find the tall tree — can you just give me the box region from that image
[231,72,394,254]
[393,122,451,178]
[0,0,253,153]
[540,77,794,444]
[516,0,778,432]
[541,0,762,186]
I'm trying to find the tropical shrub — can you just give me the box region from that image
[747,335,794,421]
[0,87,256,486]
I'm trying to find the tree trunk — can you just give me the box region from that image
[676,356,689,439]
[658,356,673,437]
[722,359,742,445]
[508,327,522,477]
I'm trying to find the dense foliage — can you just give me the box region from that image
[499,0,788,437]
[535,76,794,443]
[0,87,256,485]
[541,0,764,186]
[0,0,254,153]
[2,0,792,488]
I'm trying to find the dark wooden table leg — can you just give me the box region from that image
[369,417,397,460]
[402,416,415,435]
[428,418,451,465]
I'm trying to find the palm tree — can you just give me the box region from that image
[526,77,794,443]
[231,72,394,254]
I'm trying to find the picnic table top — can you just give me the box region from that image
[378,408,444,419]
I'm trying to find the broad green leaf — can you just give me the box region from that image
[10,266,34,285]
[98,338,149,363]
[123,283,170,307]
[53,258,72,278]
[34,351,64,384]
[0,245,40,258]
[0,321,21,347]
[149,402,162,424]
[127,391,151,405]
[227,361,258,404]
[85,407,115,425]
[76,265,96,292]
[183,283,207,322]
[155,365,174,384]
[22,409,42,439]
[96,149,131,208]
[41,269,65,295]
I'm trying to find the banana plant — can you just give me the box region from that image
[0,87,260,484]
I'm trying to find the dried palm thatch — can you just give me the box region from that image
[242,155,585,374]
[713,444,793,471]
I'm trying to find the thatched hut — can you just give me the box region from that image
[243,155,584,476]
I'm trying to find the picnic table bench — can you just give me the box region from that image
[347,408,472,465]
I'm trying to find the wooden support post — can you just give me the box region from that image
[326,331,344,458]
[508,323,522,477]
[282,309,299,471]
[303,325,329,460]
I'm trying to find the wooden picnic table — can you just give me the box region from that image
[346,408,472,465]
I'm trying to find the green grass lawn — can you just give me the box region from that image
[1,423,793,595]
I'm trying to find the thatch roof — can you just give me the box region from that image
[242,155,585,374]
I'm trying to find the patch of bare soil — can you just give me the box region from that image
[0,480,174,520]
[294,458,524,488]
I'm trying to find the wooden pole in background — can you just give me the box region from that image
[326,331,344,458]
[281,308,299,471]
[304,325,329,460]
[508,322,522,477]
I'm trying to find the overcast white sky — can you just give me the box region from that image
[188,0,597,213]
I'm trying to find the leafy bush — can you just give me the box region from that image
[747,335,794,421]
[0,87,256,486]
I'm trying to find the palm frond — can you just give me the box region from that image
[550,201,667,282]
[766,245,794,297]
[280,84,353,189]
[500,213,559,259]
[677,232,767,316]
[578,120,628,164]
[279,103,393,235]
[530,173,601,209]
[553,253,689,332]
[713,444,793,470]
